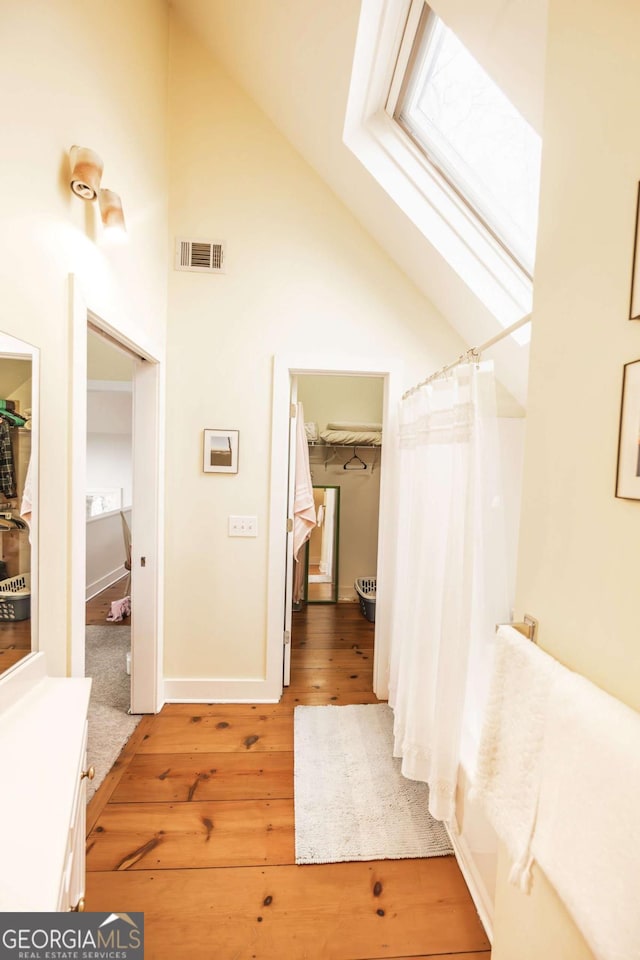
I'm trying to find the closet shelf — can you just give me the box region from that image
[307,440,382,449]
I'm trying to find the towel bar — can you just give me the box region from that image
[497,613,538,644]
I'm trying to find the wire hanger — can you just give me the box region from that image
[343,447,367,471]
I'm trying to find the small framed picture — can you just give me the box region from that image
[629,183,640,319]
[615,360,640,499]
[203,428,239,474]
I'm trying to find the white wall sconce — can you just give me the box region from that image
[69,145,103,200]
[98,188,126,238]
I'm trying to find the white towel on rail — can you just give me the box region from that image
[531,668,640,960]
[472,625,561,890]
[293,401,316,560]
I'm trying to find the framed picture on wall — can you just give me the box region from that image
[615,360,640,499]
[203,428,239,474]
[629,182,640,319]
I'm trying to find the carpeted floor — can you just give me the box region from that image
[294,703,453,864]
[85,624,141,802]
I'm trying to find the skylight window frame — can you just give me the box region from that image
[385,0,538,279]
[343,0,534,335]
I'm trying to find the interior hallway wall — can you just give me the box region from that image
[0,0,169,674]
[164,11,468,682]
[492,0,640,955]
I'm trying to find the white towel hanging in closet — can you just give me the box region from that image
[293,401,316,560]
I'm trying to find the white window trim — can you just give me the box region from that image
[343,0,533,329]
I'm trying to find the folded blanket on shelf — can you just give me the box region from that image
[320,429,382,446]
[326,421,382,431]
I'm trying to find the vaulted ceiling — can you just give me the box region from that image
[170,0,548,406]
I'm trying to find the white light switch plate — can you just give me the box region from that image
[228,515,258,537]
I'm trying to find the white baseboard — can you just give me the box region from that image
[164,677,281,703]
[85,565,127,602]
[447,823,494,943]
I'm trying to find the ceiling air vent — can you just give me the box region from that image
[175,238,225,274]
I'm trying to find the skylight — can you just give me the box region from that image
[392,6,541,275]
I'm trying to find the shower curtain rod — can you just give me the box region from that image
[402,313,532,400]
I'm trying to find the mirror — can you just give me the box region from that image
[0,333,38,677]
[304,485,340,603]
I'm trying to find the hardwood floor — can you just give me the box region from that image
[85,602,490,960]
[86,577,130,626]
[0,613,31,672]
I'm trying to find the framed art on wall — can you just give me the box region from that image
[615,359,640,499]
[629,182,640,319]
[203,428,239,474]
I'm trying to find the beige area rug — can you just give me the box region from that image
[85,624,141,802]
[294,703,453,864]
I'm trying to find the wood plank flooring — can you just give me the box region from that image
[85,601,490,960]
[86,577,130,626]
[0,612,31,673]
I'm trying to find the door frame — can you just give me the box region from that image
[267,355,402,701]
[69,276,165,713]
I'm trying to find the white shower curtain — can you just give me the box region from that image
[388,361,510,822]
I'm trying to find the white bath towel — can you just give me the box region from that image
[293,401,316,561]
[531,669,640,960]
[473,625,561,890]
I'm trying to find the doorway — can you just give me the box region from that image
[267,355,402,703]
[84,329,136,790]
[70,278,163,714]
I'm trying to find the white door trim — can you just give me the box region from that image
[69,276,165,713]
[282,378,298,687]
[267,355,402,701]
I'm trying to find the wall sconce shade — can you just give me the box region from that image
[69,145,103,200]
[99,188,126,235]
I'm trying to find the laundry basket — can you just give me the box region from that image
[355,577,376,623]
[0,573,30,621]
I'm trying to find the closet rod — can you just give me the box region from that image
[402,313,532,400]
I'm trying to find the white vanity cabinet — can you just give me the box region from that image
[0,653,92,911]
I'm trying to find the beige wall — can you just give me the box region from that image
[298,375,383,599]
[85,509,131,601]
[2,362,32,413]
[492,0,640,955]
[164,12,467,681]
[87,330,134,382]
[297,375,384,431]
[0,1,169,674]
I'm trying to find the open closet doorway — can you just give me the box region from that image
[268,356,401,702]
[288,373,384,691]
[70,278,163,720]
[84,331,138,795]
[297,375,383,603]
